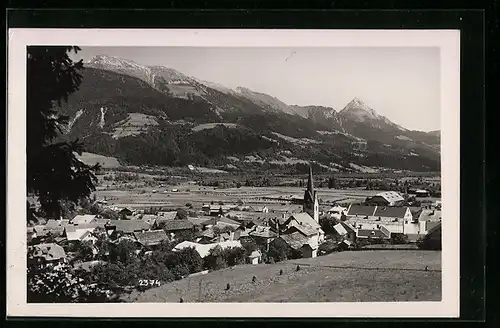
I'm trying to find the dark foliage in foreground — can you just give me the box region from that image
[27,46,99,219]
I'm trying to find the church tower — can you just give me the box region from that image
[303,164,319,223]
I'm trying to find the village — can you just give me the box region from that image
[26,165,442,302]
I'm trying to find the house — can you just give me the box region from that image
[356,227,391,240]
[346,204,377,218]
[64,224,98,243]
[106,220,150,238]
[278,232,318,258]
[70,215,98,225]
[249,225,278,250]
[157,211,178,220]
[161,220,195,236]
[338,239,354,251]
[195,229,217,244]
[248,250,262,264]
[327,205,347,217]
[417,209,442,234]
[141,214,160,228]
[250,206,269,213]
[364,191,405,206]
[373,206,413,222]
[340,221,358,242]
[346,205,418,235]
[133,230,169,247]
[201,217,241,230]
[333,223,348,237]
[283,212,325,244]
[40,219,70,237]
[28,243,66,265]
[93,219,111,229]
[172,240,243,258]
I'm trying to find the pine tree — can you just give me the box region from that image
[27,46,99,219]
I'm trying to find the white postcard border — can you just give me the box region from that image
[7,28,460,318]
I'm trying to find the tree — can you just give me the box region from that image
[27,46,99,219]
[74,240,95,262]
[391,234,409,245]
[175,247,203,273]
[175,208,188,220]
[204,245,227,270]
[319,216,338,234]
[222,247,246,266]
[268,238,292,262]
[108,239,137,265]
[28,247,109,303]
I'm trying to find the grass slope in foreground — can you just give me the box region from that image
[132,250,441,303]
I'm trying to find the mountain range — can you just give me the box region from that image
[58,54,441,173]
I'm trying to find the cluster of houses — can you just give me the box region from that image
[27,165,442,269]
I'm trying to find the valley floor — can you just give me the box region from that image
[130,250,441,303]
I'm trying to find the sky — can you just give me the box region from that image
[73,46,440,132]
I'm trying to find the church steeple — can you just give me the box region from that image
[307,164,314,195]
[303,163,319,223]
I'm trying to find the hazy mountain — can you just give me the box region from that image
[339,98,406,132]
[60,55,441,172]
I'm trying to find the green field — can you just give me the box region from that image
[77,152,121,168]
[131,250,441,303]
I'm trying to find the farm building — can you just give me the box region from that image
[364,191,405,206]
[346,205,419,235]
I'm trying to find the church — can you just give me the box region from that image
[303,164,320,223]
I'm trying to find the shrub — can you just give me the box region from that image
[176,247,203,273]
[171,263,190,280]
[222,246,246,266]
[268,238,291,262]
[391,233,409,245]
[28,261,109,303]
[204,245,228,271]
[73,240,95,262]
[175,208,188,220]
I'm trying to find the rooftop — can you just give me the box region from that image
[134,230,169,246]
[279,232,313,250]
[346,204,377,217]
[373,206,409,218]
[162,220,194,231]
[107,220,150,233]
[29,243,66,261]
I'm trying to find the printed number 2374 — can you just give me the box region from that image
[138,279,161,287]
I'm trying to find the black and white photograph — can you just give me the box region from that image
[7,29,460,317]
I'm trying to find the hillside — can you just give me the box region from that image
[60,55,441,172]
[131,250,441,302]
